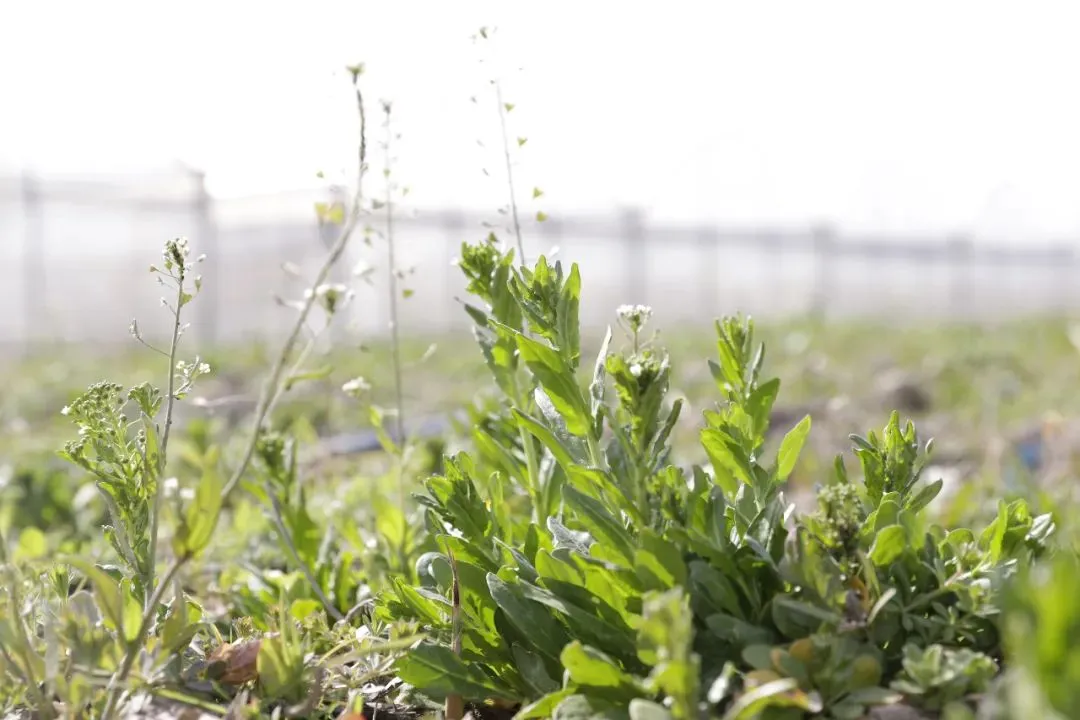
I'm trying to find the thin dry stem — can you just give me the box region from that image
[495,82,526,264]
[220,75,368,503]
[381,103,411,562]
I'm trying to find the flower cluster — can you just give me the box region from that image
[617,304,653,335]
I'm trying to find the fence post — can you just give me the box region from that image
[696,224,720,316]
[190,170,219,348]
[621,207,647,307]
[443,210,468,334]
[946,234,973,319]
[21,171,45,352]
[810,224,835,319]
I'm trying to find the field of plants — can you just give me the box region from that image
[5,46,1080,720]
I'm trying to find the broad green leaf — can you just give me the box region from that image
[397,643,515,701]
[564,486,635,568]
[64,558,126,640]
[487,574,569,662]
[700,428,751,495]
[121,580,142,644]
[391,577,447,626]
[557,264,582,367]
[518,689,577,720]
[590,326,613,421]
[174,449,224,558]
[515,332,591,436]
[14,528,46,562]
[566,466,645,526]
[561,641,641,697]
[162,593,202,654]
[515,410,578,472]
[289,598,322,620]
[705,613,775,649]
[373,494,408,550]
[629,700,673,720]
[516,581,638,662]
[513,644,560,694]
[771,597,842,638]
[634,530,687,591]
[140,411,163,477]
[745,378,781,437]
[775,415,811,481]
[906,478,943,514]
[869,525,908,566]
[553,694,630,720]
[980,501,1009,562]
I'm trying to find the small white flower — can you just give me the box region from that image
[342,377,372,398]
[305,283,353,314]
[629,363,643,378]
[60,405,71,416]
[616,304,653,333]
[162,477,180,497]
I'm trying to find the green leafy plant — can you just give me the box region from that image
[388,231,1059,720]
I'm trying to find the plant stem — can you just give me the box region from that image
[444,547,464,720]
[101,558,186,720]
[382,103,408,513]
[219,76,368,503]
[262,318,323,421]
[495,82,526,264]
[146,266,185,613]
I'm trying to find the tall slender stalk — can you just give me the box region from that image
[495,82,526,265]
[382,102,407,492]
[490,70,544,508]
[220,70,368,503]
[380,101,412,577]
[145,262,187,612]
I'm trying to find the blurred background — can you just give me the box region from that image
[4,1,1080,348]
[4,0,1080,510]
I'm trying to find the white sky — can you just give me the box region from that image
[3,1,1080,240]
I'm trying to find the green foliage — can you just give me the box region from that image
[5,41,1080,720]
[385,238,1062,720]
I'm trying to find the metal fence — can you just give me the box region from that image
[2,168,1078,354]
